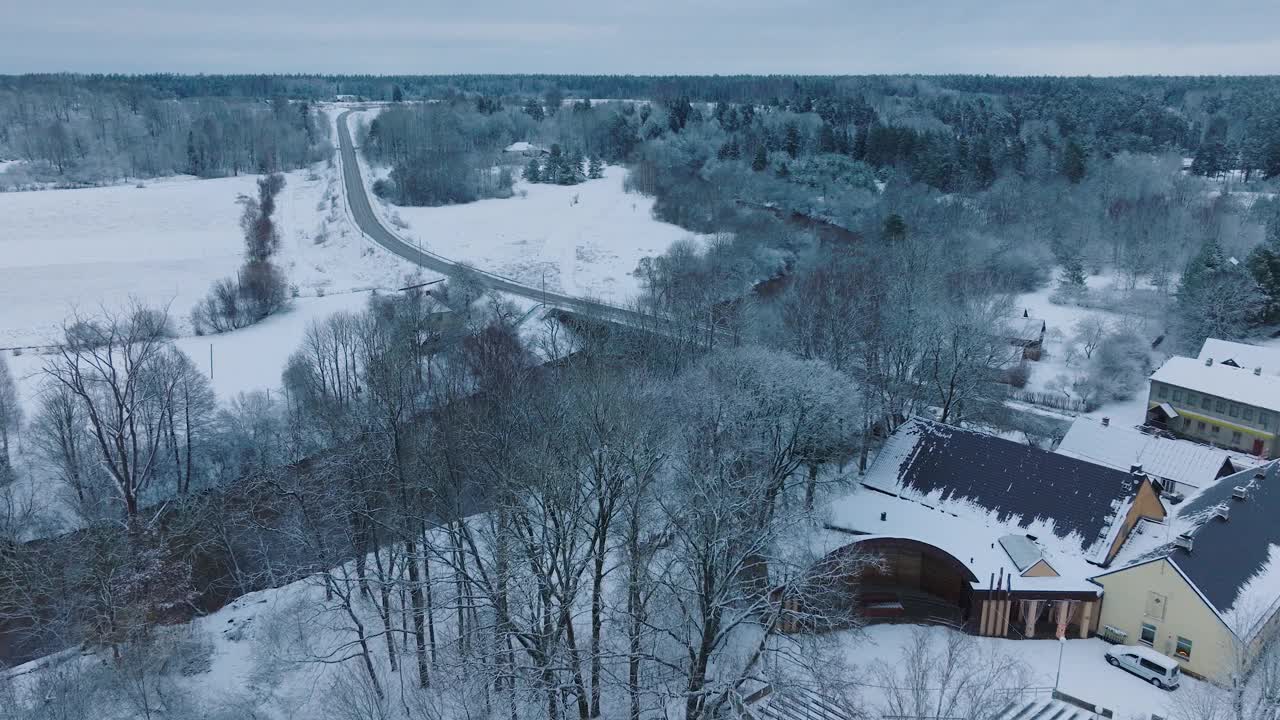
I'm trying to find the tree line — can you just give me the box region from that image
[0,77,329,186]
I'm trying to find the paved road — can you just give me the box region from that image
[336,110,668,330]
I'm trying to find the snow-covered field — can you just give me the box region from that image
[383,165,693,303]
[0,163,421,351]
[346,108,700,306]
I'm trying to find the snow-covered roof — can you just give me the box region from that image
[863,418,1146,562]
[1150,355,1280,413]
[1056,418,1235,491]
[1098,461,1280,639]
[1005,316,1046,343]
[822,486,1100,594]
[1197,338,1280,376]
[998,534,1043,573]
[503,141,545,153]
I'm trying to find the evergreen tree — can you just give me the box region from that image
[775,162,791,179]
[186,130,201,176]
[784,122,802,159]
[587,155,604,179]
[1192,140,1227,178]
[723,106,741,132]
[1247,244,1280,324]
[717,138,740,161]
[1175,239,1265,350]
[667,96,694,133]
[851,126,868,160]
[564,150,579,184]
[523,97,545,122]
[882,214,907,243]
[751,145,768,172]
[1057,255,1087,295]
[392,85,404,103]
[524,157,542,183]
[544,87,564,117]
[1062,140,1087,183]
[1263,138,1280,180]
[817,123,838,154]
[545,144,563,183]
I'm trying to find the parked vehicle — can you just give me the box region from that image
[1105,645,1181,690]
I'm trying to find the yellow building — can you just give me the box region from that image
[1146,353,1280,459]
[1091,463,1280,681]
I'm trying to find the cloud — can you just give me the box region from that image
[1,0,1278,75]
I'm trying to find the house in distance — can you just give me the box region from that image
[1146,338,1280,458]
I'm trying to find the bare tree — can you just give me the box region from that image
[872,626,1034,720]
[1072,314,1110,360]
[0,353,18,475]
[42,306,188,523]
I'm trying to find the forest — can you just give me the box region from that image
[0,76,330,187]
[3,73,1280,719]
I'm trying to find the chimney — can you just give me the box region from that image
[1175,533,1194,552]
[1256,367,1263,376]
[1023,309,1029,318]
[1102,417,1111,427]
[1214,503,1231,521]
[1206,357,1214,366]
[880,512,887,522]
[1233,485,1249,501]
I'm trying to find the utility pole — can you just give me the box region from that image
[209,343,214,381]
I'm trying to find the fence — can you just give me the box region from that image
[1007,389,1094,414]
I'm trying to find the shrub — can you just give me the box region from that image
[190,262,289,334]
[1001,362,1031,389]
[371,177,394,199]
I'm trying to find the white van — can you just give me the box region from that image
[1104,644,1181,690]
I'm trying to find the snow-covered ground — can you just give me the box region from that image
[844,624,1211,719]
[0,571,1209,720]
[0,162,421,352]
[1010,270,1170,429]
[347,107,702,306]
[386,165,695,303]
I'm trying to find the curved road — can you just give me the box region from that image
[336,110,666,329]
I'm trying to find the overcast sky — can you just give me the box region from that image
[2,0,1278,76]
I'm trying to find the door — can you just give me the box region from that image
[1253,438,1265,456]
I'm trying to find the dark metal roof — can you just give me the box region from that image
[872,419,1141,556]
[1164,461,1280,618]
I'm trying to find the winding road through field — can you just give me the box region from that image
[336,110,665,329]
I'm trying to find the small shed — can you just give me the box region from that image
[1005,310,1047,361]
[504,141,548,157]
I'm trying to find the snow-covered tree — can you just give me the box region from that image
[0,352,19,471]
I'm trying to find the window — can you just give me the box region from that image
[1213,425,1221,434]
[1233,431,1243,445]
[1217,399,1227,413]
[1173,390,1184,402]
[1263,413,1272,430]
[1146,593,1167,620]
[1230,404,1240,418]
[1197,421,1207,431]
[1176,636,1193,660]
[1184,417,1193,428]
[1244,408,1255,421]
[1140,658,1166,673]
[1203,396,1213,410]
[1158,385,1169,399]
[1140,622,1158,646]
[1187,393,1198,405]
